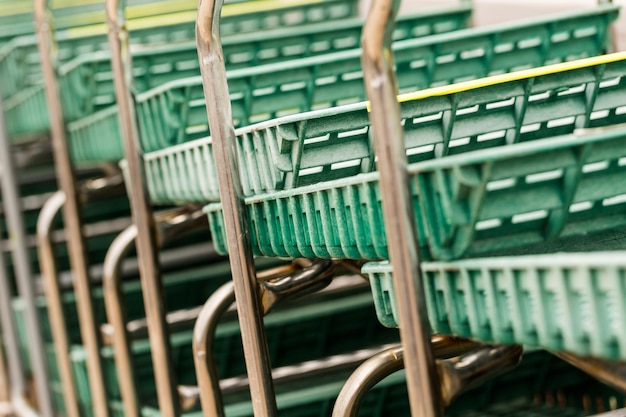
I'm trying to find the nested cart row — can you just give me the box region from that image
[1,1,626,417]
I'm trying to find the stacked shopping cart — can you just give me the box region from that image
[1,0,626,417]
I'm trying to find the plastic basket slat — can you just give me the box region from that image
[180,53,626,205]
[62,5,474,161]
[136,8,620,204]
[2,0,362,139]
[57,6,470,122]
[204,122,626,260]
[364,252,626,360]
[0,0,360,97]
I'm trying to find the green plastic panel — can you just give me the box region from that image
[134,6,620,204]
[365,252,626,360]
[2,0,362,138]
[58,6,471,123]
[4,84,48,138]
[0,0,359,98]
[64,4,477,162]
[205,124,626,261]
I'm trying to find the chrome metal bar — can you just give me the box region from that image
[0,208,36,417]
[36,191,82,417]
[332,337,477,417]
[103,225,140,417]
[0,92,54,417]
[193,282,234,417]
[193,261,336,417]
[332,342,522,417]
[196,1,277,415]
[105,0,179,415]
[34,1,110,416]
[0,331,9,406]
[437,344,523,405]
[554,352,626,394]
[102,206,213,417]
[361,0,442,416]
[332,345,403,417]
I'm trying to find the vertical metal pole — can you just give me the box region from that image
[361,1,443,417]
[102,226,141,417]
[33,2,111,417]
[0,92,55,417]
[193,283,235,417]
[105,1,180,416]
[196,1,278,416]
[0,205,37,417]
[37,191,83,417]
[0,332,9,406]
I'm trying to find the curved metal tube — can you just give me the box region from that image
[554,351,626,394]
[0,199,41,417]
[0,85,54,417]
[36,191,82,417]
[34,0,110,416]
[105,0,179,415]
[260,259,335,314]
[102,225,140,417]
[332,345,403,417]
[154,205,206,247]
[332,342,522,417]
[193,260,336,417]
[80,174,127,204]
[361,1,442,416]
[192,281,235,417]
[197,0,277,415]
[438,344,523,405]
[0,332,9,407]
[102,206,214,417]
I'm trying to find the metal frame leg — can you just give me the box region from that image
[361,1,441,415]
[332,342,522,417]
[554,352,626,394]
[192,282,235,417]
[36,191,82,417]
[193,260,335,417]
[102,225,140,417]
[102,207,216,417]
[33,3,111,416]
[0,323,13,417]
[0,209,38,417]
[105,2,179,415]
[0,90,54,417]
[196,1,277,415]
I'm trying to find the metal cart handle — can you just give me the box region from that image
[361,0,443,415]
[34,1,113,417]
[105,0,181,415]
[196,1,278,416]
[192,259,335,417]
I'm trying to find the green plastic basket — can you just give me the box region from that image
[2,0,361,139]
[202,53,626,261]
[132,5,621,205]
[364,251,626,360]
[0,0,359,98]
[57,5,471,123]
[64,3,480,163]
